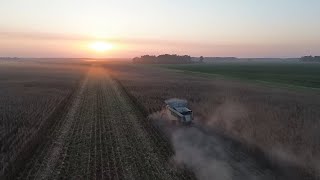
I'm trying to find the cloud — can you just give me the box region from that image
[0,30,223,48]
[0,31,90,41]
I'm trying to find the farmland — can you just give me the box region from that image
[1,60,320,179]
[0,61,194,179]
[163,62,320,89]
[107,63,320,179]
[0,61,88,178]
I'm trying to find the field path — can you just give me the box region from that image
[16,65,192,180]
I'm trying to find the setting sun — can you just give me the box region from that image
[89,41,113,52]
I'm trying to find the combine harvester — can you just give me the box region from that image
[165,98,193,125]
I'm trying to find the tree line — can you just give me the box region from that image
[133,54,193,64]
[300,56,320,62]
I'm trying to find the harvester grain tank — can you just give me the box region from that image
[165,99,193,125]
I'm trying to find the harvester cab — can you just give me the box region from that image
[165,99,193,125]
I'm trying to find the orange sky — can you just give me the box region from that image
[1,0,320,58]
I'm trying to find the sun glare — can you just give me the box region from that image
[89,41,113,52]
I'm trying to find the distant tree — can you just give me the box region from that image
[300,56,320,62]
[132,54,192,64]
[301,56,312,62]
[132,57,140,64]
[199,56,204,63]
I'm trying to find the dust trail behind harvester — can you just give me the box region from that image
[149,98,275,180]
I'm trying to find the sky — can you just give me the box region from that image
[0,0,320,58]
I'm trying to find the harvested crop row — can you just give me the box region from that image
[15,65,194,180]
[0,63,88,179]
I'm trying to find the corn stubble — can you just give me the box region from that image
[107,63,320,178]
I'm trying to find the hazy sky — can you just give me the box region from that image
[1,0,320,58]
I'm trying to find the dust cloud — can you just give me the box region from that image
[202,100,320,178]
[149,98,273,180]
[171,127,232,180]
[205,100,247,134]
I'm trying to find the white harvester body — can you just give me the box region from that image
[165,99,193,125]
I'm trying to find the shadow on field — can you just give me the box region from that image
[149,111,317,180]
